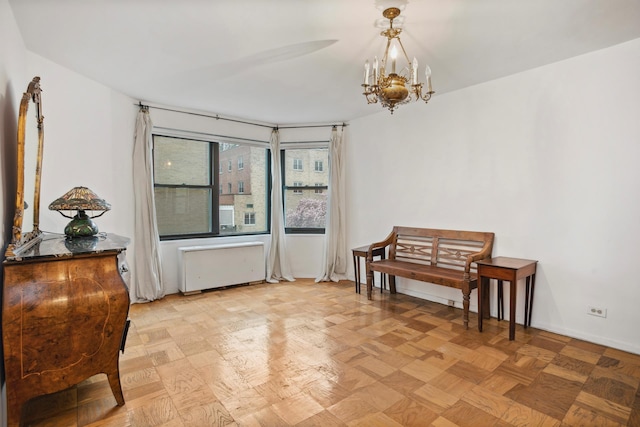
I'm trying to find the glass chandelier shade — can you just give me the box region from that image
[362,7,435,114]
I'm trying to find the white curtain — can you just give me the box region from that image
[316,126,347,282]
[132,107,165,302]
[266,128,294,283]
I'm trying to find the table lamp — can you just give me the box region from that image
[48,186,111,238]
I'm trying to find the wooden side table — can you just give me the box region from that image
[352,245,386,294]
[476,257,538,340]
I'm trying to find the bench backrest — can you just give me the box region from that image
[390,226,494,273]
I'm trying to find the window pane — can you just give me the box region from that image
[154,187,212,235]
[153,135,270,238]
[218,144,269,235]
[284,149,328,186]
[285,192,326,228]
[154,136,210,185]
[284,148,328,230]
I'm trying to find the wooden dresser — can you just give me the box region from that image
[2,233,131,426]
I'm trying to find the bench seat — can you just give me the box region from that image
[369,260,477,288]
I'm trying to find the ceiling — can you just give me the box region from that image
[9,0,640,125]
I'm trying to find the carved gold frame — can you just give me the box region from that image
[6,77,44,258]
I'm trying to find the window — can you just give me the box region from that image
[153,135,269,238]
[238,156,244,170]
[238,181,244,194]
[282,148,329,233]
[227,160,232,172]
[244,212,255,225]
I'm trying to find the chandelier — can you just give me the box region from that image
[362,7,434,114]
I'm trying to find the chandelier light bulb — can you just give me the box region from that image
[425,65,433,92]
[390,45,398,74]
[412,57,418,84]
[364,60,370,85]
[373,56,379,82]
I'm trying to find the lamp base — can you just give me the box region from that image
[64,211,99,238]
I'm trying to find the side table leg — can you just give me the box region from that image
[524,276,530,329]
[509,278,517,340]
[353,253,359,294]
[527,273,536,327]
[381,252,386,292]
[478,276,489,332]
[497,280,504,321]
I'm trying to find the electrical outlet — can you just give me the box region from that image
[448,299,455,307]
[587,306,607,318]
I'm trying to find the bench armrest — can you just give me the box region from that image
[465,233,495,272]
[366,231,395,262]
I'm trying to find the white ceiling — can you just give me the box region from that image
[9,0,640,125]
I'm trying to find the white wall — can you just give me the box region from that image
[0,0,26,249]
[346,38,640,354]
[0,1,29,424]
[29,53,136,242]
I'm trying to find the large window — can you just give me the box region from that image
[153,135,269,238]
[282,148,329,233]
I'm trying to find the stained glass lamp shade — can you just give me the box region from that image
[48,186,111,237]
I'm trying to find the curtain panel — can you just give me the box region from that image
[316,126,347,282]
[266,128,294,283]
[132,108,165,302]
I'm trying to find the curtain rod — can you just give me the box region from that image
[137,102,347,130]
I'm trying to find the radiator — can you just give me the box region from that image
[178,241,265,293]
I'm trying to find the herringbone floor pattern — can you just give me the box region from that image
[21,279,640,426]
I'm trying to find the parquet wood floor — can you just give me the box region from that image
[20,279,640,426]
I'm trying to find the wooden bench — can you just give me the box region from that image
[366,226,494,329]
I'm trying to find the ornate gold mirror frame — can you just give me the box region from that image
[5,77,44,258]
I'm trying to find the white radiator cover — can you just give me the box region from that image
[178,241,265,293]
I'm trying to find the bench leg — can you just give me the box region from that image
[462,285,470,330]
[389,275,397,294]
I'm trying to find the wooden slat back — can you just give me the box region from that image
[393,234,435,266]
[436,238,484,273]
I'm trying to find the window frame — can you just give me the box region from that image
[281,147,329,234]
[152,133,271,240]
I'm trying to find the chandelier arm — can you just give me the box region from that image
[381,38,392,70]
[395,38,412,65]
